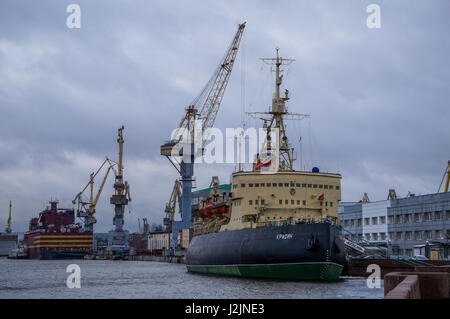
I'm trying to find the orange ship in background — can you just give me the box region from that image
[24,201,93,259]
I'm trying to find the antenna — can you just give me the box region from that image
[246,48,309,171]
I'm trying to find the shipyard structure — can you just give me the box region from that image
[339,190,450,260]
[1,201,18,256]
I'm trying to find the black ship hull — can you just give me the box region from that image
[186,222,346,281]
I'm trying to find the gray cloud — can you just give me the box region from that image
[0,0,449,232]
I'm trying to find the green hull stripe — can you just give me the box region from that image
[186,262,343,281]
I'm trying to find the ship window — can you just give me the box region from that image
[255,183,259,187]
[279,200,282,205]
[319,185,323,189]
[303,200,306,205]
[285,200,288,204]
[291,200,294,205]
[278,183,283,187]
[325,201,328,206]
[296,183,300,187]
[330,202,333,207]
[261,200,265,205]
[329,185,333,189]
[261,183,265,187]
[320,201,323,206]
[302,183,306,187]
[255,200,259,205]
[241,184,245,187]
[249,200,253,205]
[297,200,300,205]
[290,182,294,187]
[266,183,271,187]
[308,184,312,188]
[336,186,340,190]
[324,185,328,189]
[249,183,253,187]
[284,183,289,187]
[272,183,276,187]
[313,184,317,188]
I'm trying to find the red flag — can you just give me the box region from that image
[253,159,271,171]
[317,193,324,201]
[253,159,261,170]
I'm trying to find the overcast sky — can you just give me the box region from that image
[1,0,449,233]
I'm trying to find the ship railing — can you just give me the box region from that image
[256,218,330,228]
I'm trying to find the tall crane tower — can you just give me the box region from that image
[160,22,245,251]
[107,126,132,253]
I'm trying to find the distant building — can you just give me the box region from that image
[147,231,170,253]
[129,233,147,251]
[0,233,18,256]
[339,191,450,259]
[93,233,109,251]
[147,228,191,253]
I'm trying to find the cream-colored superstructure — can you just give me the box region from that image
[223,171,341,231]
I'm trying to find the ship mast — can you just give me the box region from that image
[249,48,309,171]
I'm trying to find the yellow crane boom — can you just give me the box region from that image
[163,180,182,231]
[90,165,113,215]
[73,157,117,231]
[161,22,246,157]
[438,160,450,193]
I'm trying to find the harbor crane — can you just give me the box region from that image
[438,160,450,193]
[160,22,246,251]
[5,200,12,233]
[72,157,116,232]
[107,126,132,253]
[163,180,182,232]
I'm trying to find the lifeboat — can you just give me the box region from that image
[198,202,214,218]
[210,203,228,215]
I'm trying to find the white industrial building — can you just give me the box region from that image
[339,191,450,259]
[147,229,190,252]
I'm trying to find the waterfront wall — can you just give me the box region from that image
[385,271,449,299]
[385,274,421,299]
[347,258,450,277]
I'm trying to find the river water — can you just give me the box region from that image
[0,258,383,299]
